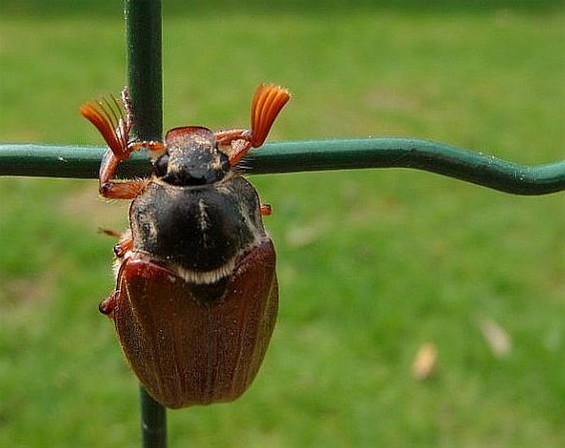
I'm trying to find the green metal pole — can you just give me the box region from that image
[140,388,167,448]
[126,0,163,141]
[1,140,563,195]
[124,1,167,447]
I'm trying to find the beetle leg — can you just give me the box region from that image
[97,140,162,199]
[114,234,134,258]
[260,204,272,216]
[99,178,149,200]
[128,141,165,153]
[98,228,133,257]
[120,86,135,132]
[99,139,163,200]
[99,290,119,317]
[118,87,167,155]
[98,150,150,199]
[98,228,122,238]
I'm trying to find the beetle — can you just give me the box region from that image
[80,84,290,408]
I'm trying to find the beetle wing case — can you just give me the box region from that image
[113,240,278,409]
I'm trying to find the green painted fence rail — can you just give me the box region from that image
[0,140,564,195]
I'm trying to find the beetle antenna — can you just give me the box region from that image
[250,84,290,148]
[227,84,290,167]
[80,94,130,159]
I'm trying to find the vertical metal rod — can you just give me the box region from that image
[124,1,167,447]
[140,388,167,448]
[126,0,163,141]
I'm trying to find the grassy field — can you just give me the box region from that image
[1,2,564,447]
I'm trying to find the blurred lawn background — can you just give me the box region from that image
[0,0,564,446]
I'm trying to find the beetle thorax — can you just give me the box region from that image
[128,176,267,286]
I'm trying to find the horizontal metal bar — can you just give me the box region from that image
[0,139,563,195]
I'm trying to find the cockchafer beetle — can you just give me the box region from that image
[80,84,290,409]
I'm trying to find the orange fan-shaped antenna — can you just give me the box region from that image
[80,95,129,159]
[250,84,290,148]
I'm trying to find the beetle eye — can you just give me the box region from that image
[154,153,169,177]
[219,152,230,172]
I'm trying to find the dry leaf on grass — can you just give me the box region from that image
[477,317,512,358]
[412,342,438,380]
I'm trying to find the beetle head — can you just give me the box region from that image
[154,126,230,186]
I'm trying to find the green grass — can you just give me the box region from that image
[1,3,564,447]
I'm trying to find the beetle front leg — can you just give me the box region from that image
[98,149,150,199]
[98,139,164,199]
